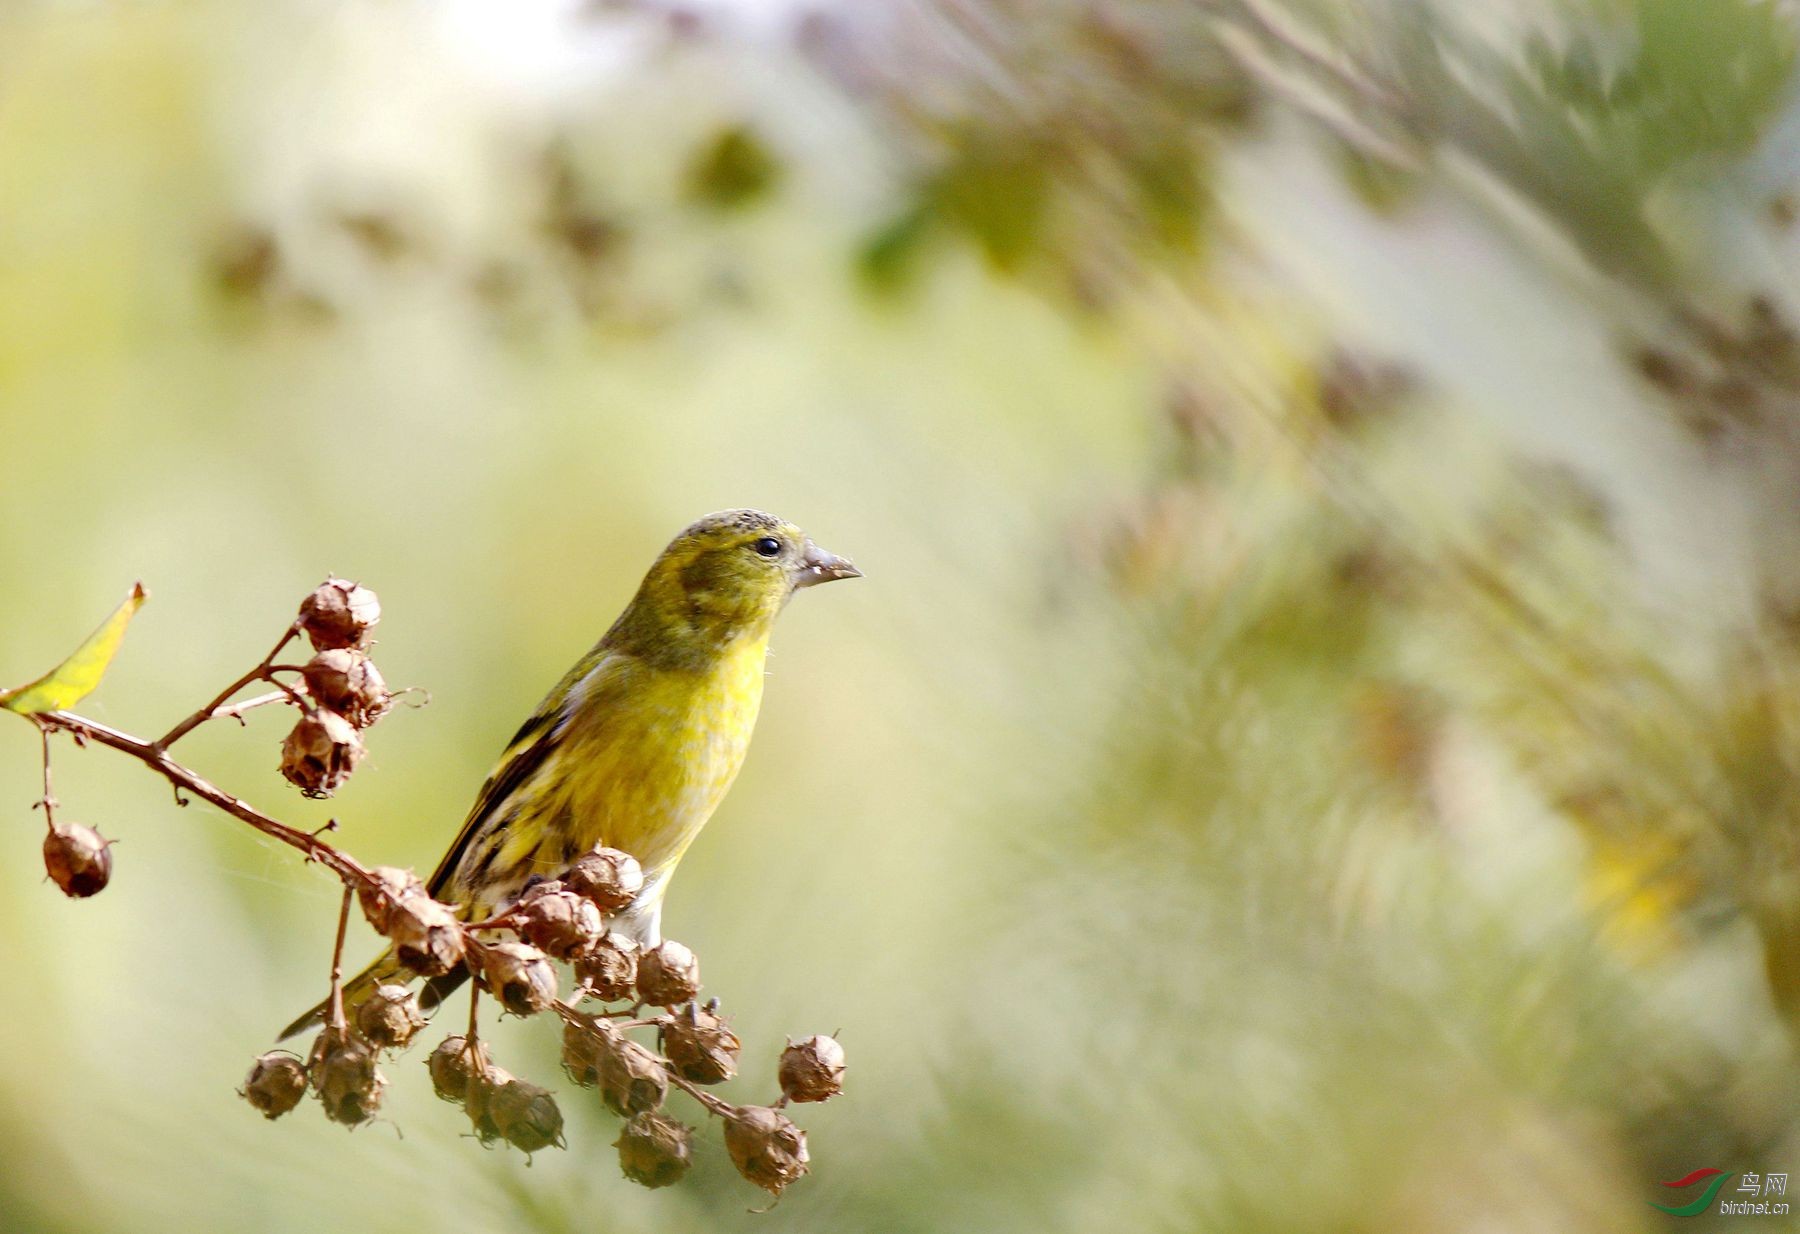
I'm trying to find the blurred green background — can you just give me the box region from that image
[5,0,1800,1230]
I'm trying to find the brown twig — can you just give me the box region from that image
[663,1061,737,1118]
[212,689,300,726]
[37,708,377,892]
[36,723,57,829]
[157,624,302,749]
[326,885,354,1032]
[464,983,492,1079]
[459,913,522,932]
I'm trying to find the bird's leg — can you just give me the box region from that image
[611,868,668,947]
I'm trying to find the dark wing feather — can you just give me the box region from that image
[425,708,561,899]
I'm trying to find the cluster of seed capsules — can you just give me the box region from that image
[241,807,843,1194]
[281,578,389,797]
[38,577,387,896]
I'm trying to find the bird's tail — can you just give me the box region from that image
[276,946,409,1041]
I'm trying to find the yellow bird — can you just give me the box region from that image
[282,509,858,1037]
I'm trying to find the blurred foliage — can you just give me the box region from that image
[683,123,783,211]
[851,1,1247,293]
[6,0,1800,1232]
[1530,0,1796,178]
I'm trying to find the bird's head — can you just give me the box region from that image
[612,509,860,663]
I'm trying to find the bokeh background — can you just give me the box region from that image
[4,0,1800,1230]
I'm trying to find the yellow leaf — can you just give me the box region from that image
[0,582,148,714]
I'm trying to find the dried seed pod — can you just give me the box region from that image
[240,1051,308,1120]
[298,578,381,651]
[388,894,466,977]
[280,709,364,798]
[725,1105,810,1196]
[427,1034,490,1103]
[357,866,424,934]
[302,649,390,728]
[563,847,644,912]
[597,1025,669,1116]
[356,984,426,1050]
[561,1020,604,1087]
[42,821,112,898]
[636,940,700,1008]
[778,1034,846,1103]
[574,932,639,1002]
[489,1079,564,1154]
[614,1111,694,1189]
[477,941,557,1016]
[310,1030,386,1126]
[465,1064,515,1144]
[663,1005,741,1085]
[516,884,604,959]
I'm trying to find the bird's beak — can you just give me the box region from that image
[795,540,862,588]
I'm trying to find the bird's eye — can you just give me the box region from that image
[752,536,783,558]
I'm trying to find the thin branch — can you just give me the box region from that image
[263,677,311,711]
[213,689,300,726]
[37,723,56,828]
[459,913,522,933]
[465,983,491,1079]
[326,885,354,1032]
[157,624,301,749]
[664,1061,736,1118]
[549,998,597,1036]
[38,708,377,891]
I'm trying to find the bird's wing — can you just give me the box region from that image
[425,645,619,900]
[425,709,560,900]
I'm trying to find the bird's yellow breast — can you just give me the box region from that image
[488,633,769,891]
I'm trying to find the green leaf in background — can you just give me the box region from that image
[683,123,784,211]
[0,581,147,715]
